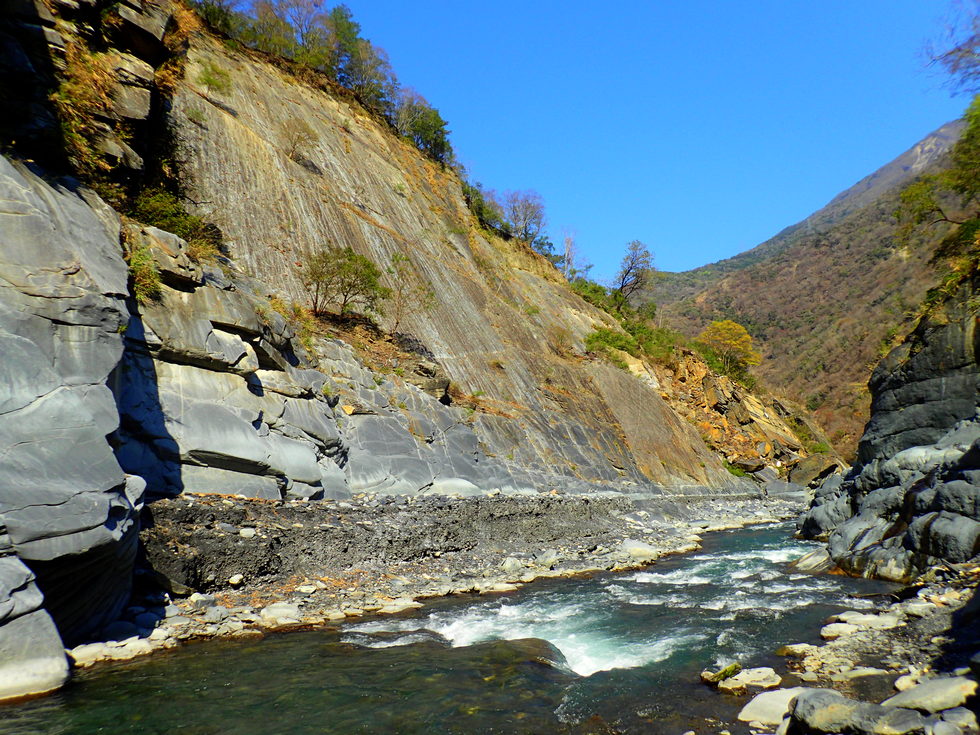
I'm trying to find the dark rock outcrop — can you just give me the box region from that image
[798,275,980,581]
[0,158,141,666]
[0,525,68,702]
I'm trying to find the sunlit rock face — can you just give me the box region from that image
[0,157,140,666]
[166,34,756,496]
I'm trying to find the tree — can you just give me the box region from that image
[461,180,508,235]
[282,117,317,160]
[929,1,980,94]
[502,190,546,243]
[697,319,762,376]
[394,88,452,163]
[346,39,399,117]
[386,252,435,333]
[241,0,297,58]
[300,245,390,316]
[612,240,654,305]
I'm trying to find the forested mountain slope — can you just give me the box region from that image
[650,122,964,453]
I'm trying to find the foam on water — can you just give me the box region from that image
[348,595,707,675]
[343,523,889,682]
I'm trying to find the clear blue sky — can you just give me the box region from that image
[342,1,968,280]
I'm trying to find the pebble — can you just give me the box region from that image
[239,527,257,539]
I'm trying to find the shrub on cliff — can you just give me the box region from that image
[301,245,390,317]
[129,188,222,262]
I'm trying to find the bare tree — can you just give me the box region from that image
[561,230,577,279]
[613,240,654,302]
[282,117,317,160]
[387,252,435,333]
[928,0,980,93]
[502,190,546,243]
[394,87,427,136]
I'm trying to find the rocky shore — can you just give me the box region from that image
[65,492,804,671]
[706,556,980,735]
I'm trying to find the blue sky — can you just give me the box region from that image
[343,1,968,280]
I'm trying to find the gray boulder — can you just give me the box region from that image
[0,529,69,702]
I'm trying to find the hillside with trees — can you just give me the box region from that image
[648,121,964,454]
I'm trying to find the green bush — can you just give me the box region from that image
[197,61,232,95]
[130,187,222,262]
[584,328,639,357]
[724,460,748,477]
[124,236,162,303]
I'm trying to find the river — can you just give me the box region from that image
[0,523,895,734]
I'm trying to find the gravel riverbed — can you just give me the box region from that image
[67,492,805,669]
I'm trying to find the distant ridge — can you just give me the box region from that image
[651,119,964,454]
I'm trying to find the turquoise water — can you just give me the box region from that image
[0,524,894,734]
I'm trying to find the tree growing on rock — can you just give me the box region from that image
[301,245,390,317]
[282,117,317,160]
[612,240,654,309]
[696,319,762,376]
[503,190,546,243]
[386,252,435,333]
[394,88,452,164]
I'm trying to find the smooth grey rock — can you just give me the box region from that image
[0,156,138,643]
[881,676,978,713]
[0,544,69,702]
[181,466,282,500]
[906,511,980,563]
[737,687,806,725]
[941,707,978,731]
[789,688,927,735]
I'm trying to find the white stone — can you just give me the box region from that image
[820,622,858,640]
[260,602,301,621]
[738,688,806,725]
[881,676,978,713]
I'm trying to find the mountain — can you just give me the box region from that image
[649,121,965,454]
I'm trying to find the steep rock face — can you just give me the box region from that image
[798,276,980,582]
[857,290,980,465]
[165,34,751,493]
[0,157,141,653]
[0,526,68,703]
[118,224,770,501]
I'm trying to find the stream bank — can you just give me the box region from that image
[1,521,890,735]
[66,492,804,670]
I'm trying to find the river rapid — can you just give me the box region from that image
[0,523,895,734]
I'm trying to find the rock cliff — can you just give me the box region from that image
[798,273,980,582]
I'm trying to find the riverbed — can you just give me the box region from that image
[0,523,895,734]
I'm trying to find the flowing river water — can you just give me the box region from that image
[1,523,896,734]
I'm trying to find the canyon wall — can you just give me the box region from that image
[798,274,980,582]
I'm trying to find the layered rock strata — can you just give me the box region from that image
[798,276,980,582]
[0,157,141,699]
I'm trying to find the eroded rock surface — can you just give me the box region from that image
[798,276,980,582]
[0,157,139,701]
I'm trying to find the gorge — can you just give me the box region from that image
[0,1,978,733]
